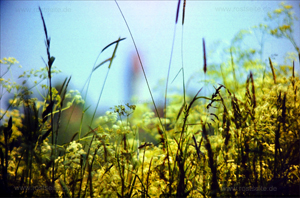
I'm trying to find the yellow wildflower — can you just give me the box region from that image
[274,8,282,14]
[270,28,278,35]
[284,5,293,9]
[279,25,291,31]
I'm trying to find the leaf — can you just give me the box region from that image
[101,37,126,53]
[5,116,13,140]
[138,142,153,150]
[210,113,219,121]
[187,87,203,111]
[70,132,78,142]
[59,76,72,107]
[58,77,68,96]
[93,57,112,72]
[48,56,55,68]
[196,96,212,101]
[193,135,201,160]
[45,159,53,170]
[42,101,54,123]
[9,139,15,152]
[40,127,52,143]
[171,68,183,84]
[0,149,4,167]
[59,179,71,198]
[176,102,186,122]
[68,178,83,186]
[128,175,137,197]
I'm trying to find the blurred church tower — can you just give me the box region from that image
[125,53,165,118]
[125,53,145,104]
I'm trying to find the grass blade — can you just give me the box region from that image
[192,135,201,160]
[101,37,126,53]
[171,68,183,84]
[92,57,112,72]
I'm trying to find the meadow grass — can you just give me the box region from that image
[0,1,300,197]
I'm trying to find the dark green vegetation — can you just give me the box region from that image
[1,1,299,197]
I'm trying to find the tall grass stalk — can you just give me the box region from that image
[39,7,57,192]
[181,0,187,109]
[114,0,163,130]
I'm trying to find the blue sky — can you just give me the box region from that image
[1,1,299,114]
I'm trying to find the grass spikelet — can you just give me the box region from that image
[157,126,165,151]
[202,124,219,197]
[38,7,51,63]
[250,72,256,109]
[292,60,295,78]
[282,92,286,131]
[292,61,297,102]
[216,89,231,148]
[175,0,181,24]
[274,92,281,179]
[203,38,207,74]
[182,0,186,25]
[269,57,277,84]
[230,47,238,90]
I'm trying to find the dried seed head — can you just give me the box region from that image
[175,0,181,24]
[182,0,186,25]
[269,57,276,84]
[250,72,256,108]
[203,38,207,74]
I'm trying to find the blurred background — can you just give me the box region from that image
[1,0,300,115]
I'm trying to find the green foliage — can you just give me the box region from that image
[1,2,299,197]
